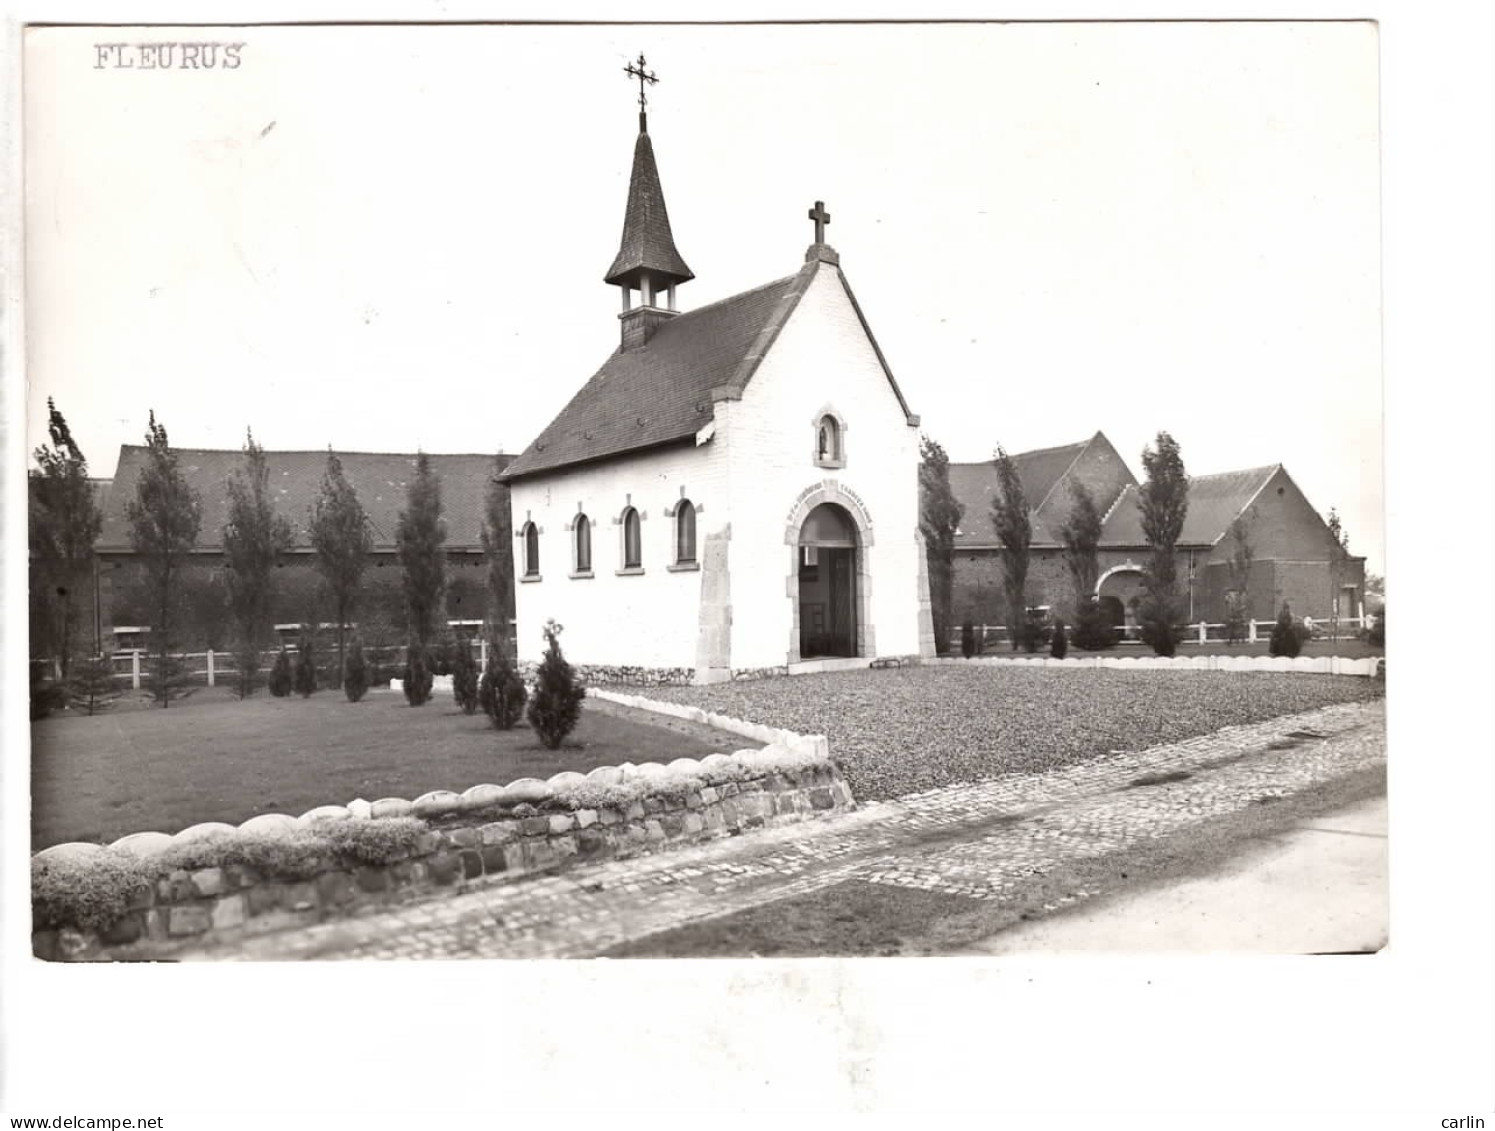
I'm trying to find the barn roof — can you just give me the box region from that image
[95,447,510,554]
[1099,464,1281,547]
[949,435,1121,547]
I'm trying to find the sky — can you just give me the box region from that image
[23,21,1383,571]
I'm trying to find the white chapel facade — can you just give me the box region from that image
[501,86,935,682]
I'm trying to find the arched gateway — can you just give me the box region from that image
[796,502,861,659]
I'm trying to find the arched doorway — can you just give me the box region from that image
[798,502,859,658]
[1098,565,1145,641]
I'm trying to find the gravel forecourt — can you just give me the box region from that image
[644,666,1385,801]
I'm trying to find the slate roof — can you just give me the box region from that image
[1099,465,1280,548]
[949,436,1109,547]
[505,250,919,482]
[604,122,694,289]
[504,267,806,480]
[96,448,510,554]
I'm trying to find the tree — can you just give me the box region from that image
[527,619,585,750]
[125,411,203,707]
[68,655,119,716]
[1136,432,1189,657]
[294,630,318,698]
[479,630,528,729]
[222,430,292,698]
[343,635,371,703]
[397,451,447,653]
[479,455,514,645]
[29,399,103,682]
[1059,480,1103,619]
[451,635,479,714]
[268,644,293,697]
[918,435,965,656]
[1325,507,1352,640]
[989,446,1031,651]
[1223,507,1257,644]
[309,450,373,689]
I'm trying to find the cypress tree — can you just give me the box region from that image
[223,430,292,698]
[527,620,585,750]
[126,411,203,707]
[990,446,1032,651]
[309,450,373,689]
[918,435,964,656]
[1136,432,1189,657]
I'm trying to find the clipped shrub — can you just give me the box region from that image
[32,851,154,932]
[343,636,370,703]
[268,645,294,697]
[450,638,479,715]
[479,636,527,730]
[33,817,429,934]
[960,620,976,659]
[1050,618,1069,659]
[1070,597,1116,652]
[1368,609,1385,648]
[1269,603,1303,658]
[1138,594,1183,658]
[293,633,318,698]
[1021,607,1048,654]
[402,644,434,707]
[68,655,120,716]
[527,619,585,750]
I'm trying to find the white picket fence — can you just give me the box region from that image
[952,615,1375,653]
[107,638,493,691]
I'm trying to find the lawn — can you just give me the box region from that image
[645,665,1385,802]
[30,688,753,851]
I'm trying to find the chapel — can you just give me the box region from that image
[500,63,934,681]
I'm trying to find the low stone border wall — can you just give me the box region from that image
[925,654,1384,678]
[587,687,830,754]
[32,738,849,962]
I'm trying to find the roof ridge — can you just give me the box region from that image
[1206,463,1283,548]
[672,271,801,320]
[1031,434,1094,517]
[1100,481,1134,525]
[114,445,511,459]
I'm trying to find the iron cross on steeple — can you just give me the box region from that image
[624,53,658,112]
[808,200,831,244]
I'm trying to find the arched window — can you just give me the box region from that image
[574,514,592,574]
[522,522,540,578]
[676,499,697,565]
[622,506,642,570]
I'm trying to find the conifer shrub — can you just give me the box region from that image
[1021,607,1048,654]
[343,636,370,703]
[69,655,120,715]
[1269,604,1303,658]
[1138,593,1183,658]
[231,642,263,699]
[144,651,195,704]
[527,619,585,750]
[1367,609,1385,648]
[268,645,293,697]
[293,633,318,698]
[1050,618,1069,659]
[1070,597,1116,651]
[402,643,434,707]
[960,620,976,659]
[451,637,479,715]
[479,636,527,729]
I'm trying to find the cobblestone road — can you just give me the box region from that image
[189,699,1385,960]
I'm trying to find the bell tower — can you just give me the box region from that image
[604,54,694,350]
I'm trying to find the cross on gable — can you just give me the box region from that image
[624,53,658,111]
[808,200,831,243]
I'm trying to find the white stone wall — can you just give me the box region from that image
[508,443,725,668]
[720,265,922,669]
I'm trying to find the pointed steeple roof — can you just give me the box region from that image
[604,114,694,289]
